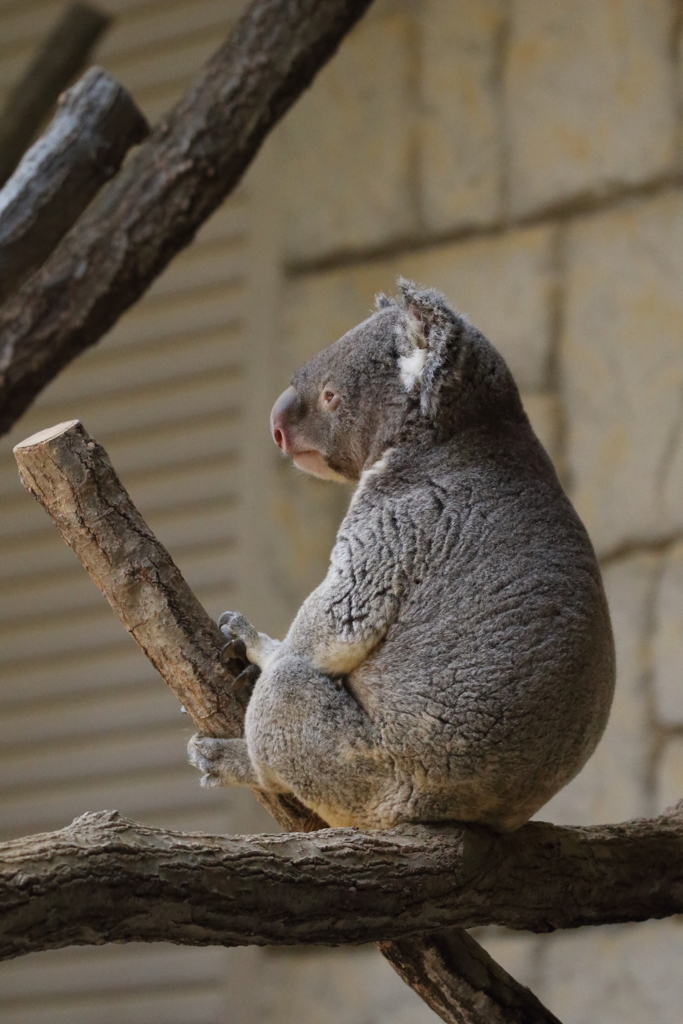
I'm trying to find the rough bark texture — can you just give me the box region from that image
[14,419,563,1024]
[0,68,148,306]
[2,806,683,964]
[0,3,110,187]
[15,421,243,737]
[380,931,563,1024]
[0,0,376,436]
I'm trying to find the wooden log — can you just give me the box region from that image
[0,3,111,187]
[1,806,683,963]
[13,420,247,740]
[0,67,149,306]
[14,420,564,1024]
[0,0,376,437]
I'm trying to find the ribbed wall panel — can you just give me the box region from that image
[0,1,259,1018]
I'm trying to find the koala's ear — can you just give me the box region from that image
[395,278,455,395]
[374,292,397,311]
[398,279,441,341]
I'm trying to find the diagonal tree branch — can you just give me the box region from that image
[2,805,683,961]
[15,421,244,738]
[0,3,111,187]
[0,67,149,306]
[380,930,563,1024]
[13,419,567,1024]
[0,0,376,437]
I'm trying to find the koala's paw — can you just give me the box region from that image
[218,610,281,672]
[188,734,225,787]
[219,610,259,650]
[218,610,258,674]
[187,734,257,788]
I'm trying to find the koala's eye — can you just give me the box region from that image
[321,387,340,411]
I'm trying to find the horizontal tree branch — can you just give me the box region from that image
[0,0,376,436]
[0,3,111,187]
[2,806,682,963]
[14,419,564,1024]
[0,67,148,306]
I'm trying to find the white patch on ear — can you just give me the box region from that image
[399,345,427,390]
[398,308,428,391]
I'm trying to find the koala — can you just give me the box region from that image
[189,280,615,832]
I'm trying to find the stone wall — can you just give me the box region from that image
[264,0,683,1020]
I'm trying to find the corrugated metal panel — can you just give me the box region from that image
[0,1,264,1019]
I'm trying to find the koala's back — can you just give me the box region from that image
[343,422,615,831]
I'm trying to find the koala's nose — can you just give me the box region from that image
[270,386,299,454]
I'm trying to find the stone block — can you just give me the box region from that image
[284,263,397,378]
[285,224,555,393]
[401,225,555,390]
[538,920,683,1024]
[506,0,676,217]
[561,190,683,556]
[656,736,683,813]
[652,542,683,725]
[538,554,654,826]
[419,0,504,233]
[278,11,415,264]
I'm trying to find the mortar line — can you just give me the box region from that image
[286,170,683,279]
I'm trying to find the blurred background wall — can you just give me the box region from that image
[1,0,683,1021]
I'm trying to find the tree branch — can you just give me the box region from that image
[0,0,376,436]
[380,930,563,1024]
[13,419,566,1024]
[0,67,149,306]
[0,3,111,187]
[2,806,682,963]
[14,420,243,738]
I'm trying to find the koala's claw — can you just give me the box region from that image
[232,662,260,705]
[220,636,249,676]
[221,637,247,662]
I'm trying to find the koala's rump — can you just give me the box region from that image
[347,458,615,829]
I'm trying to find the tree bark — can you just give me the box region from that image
[0,0,376,437]
[0,3,111,187]
[14,419,565,1024]
[2,806,683,963]
[380,930,563,1024]
[14,420,244,738]
[0,67,148,306]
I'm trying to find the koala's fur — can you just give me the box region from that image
[189,280,615,831]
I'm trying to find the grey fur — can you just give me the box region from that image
[188,281,615,831]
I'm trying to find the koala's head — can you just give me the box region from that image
[271,279,524,483]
